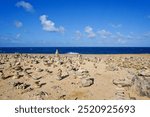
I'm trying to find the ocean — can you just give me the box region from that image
[0,47,150,54]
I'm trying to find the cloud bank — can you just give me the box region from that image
[39,15,64,33]
[16,1,34,12]
[97,30,112,38]
[85,26,96,38]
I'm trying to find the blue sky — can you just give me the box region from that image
[0,0,150,47]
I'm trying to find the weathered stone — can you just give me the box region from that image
[36,68,43,72]
[15,62,20,66]
[132,75,150,98]
[81,78,94,87]
[138,70,150,77]
[113,79,132,87]
[78,69,89,74]
[56,69,63,80]
[33,60,39,64]
[12,81,30,90]
[61,71,69,79]
[0,72,3,79]
[45,69,53,74]
[24,67,31,71]
[14,66,23,71]
[33,76,42,80]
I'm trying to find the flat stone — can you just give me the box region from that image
[113,79,132,87]
[81,78,94,87]
[61,71,69,79]
[138,70,150,77]
[36,68,43,72]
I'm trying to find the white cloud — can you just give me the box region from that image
[0,33,21,42]
[39,15,65,33]
[84,26,96,38]
[117,38,126,43]
[111,24,122,28]
[97,29,112,38]
[14,21,23,28]
[75,30,82,39]
[16,1,34,12]
[115,32,126,43]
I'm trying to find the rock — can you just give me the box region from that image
[81,78,94,87]
[76,68,90,79]
[39,82,46,87]
[38,91,48,97]
[12,81,30,90]
[12,72,23,79]
[61,71,69,79]
[24,67,31,71]
[12,75,19,79]
[58,60,64,65]
[55,49,60,58]
[138,70,150,77]
[36,68,43,72]
[0,72,3,79]
[15,62,20,66]
[45,69,53,74]
[34,81,41,88]
[78,69,89,74]
[56,69,63,80]
[34,91,48,100]
[32,76,42,80]
[132,75,150,98]
[2,73,13,80]
[14,66,23,71]
[21,88,33,94]
[58,95,66,100]
[55,49,59,55]
[113,79,132,87]
[33,60,39,64]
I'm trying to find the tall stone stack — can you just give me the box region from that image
[55,49,60,58]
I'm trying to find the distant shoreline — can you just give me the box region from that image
[0,47,150,54]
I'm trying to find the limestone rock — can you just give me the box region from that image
[56,69,62,80]
[81,78,94,87]
[61,71,69,79]
[32,76,42,80]
[14,66,23,71]
[45,69,53,74]
[132,74,150,97]
[12,81,30,90]
[138,70,150,77]
[0,72,3,79]
[113,79,132,87]
[36,68,43,72]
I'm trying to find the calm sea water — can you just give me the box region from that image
[0,47,150,54]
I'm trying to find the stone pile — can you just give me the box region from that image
[132,70,150,97]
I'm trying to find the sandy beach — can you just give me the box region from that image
[0,53,150,100]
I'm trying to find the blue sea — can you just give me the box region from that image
[0,47,150,54]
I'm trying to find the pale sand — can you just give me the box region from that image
[0,54,150,100]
